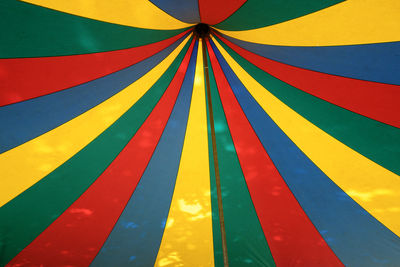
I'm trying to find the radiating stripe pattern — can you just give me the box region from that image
[1,0,399,266]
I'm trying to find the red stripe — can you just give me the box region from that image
[206,39,343,266]
[7,39,195,267]
[214,32,400,128]
[0,30,190,107]
[199,0,246,25]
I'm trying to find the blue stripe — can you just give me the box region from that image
[0,34,188,154]
[149,0,200,23]
[210,39,400,266]
[91,40,198,267]
[220,34,400,85]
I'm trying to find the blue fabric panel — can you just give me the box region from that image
[220,34,400,85]
[149,0,200,23]
[210,39,400,267]
[90,41,198,267]
[0,34,188,153]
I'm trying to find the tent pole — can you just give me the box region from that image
[202,36,229,267]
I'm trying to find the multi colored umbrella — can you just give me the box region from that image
[1,0,399,266]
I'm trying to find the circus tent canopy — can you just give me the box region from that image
[1,0,400,266]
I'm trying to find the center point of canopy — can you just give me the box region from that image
[194,23,210,38]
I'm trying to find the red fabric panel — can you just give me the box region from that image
[215,33,400,128]
[7,39,195,267]
[0,30,190,107]
[206,39,343,266]
[199,0,246,25]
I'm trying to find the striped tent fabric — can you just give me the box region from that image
[1,0,399,266]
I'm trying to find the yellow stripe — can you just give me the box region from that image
[211,35,400,237]
[155,39,214,267]
[217,0,400,46]
[21,0,193,30]
[0,35,191,208]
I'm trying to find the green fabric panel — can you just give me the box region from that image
[0,39,191,266]
[214,35,400,176]
[0,0,188,58]
[205,50,224,267]
[214,0,344,30]
[208,50,275,267]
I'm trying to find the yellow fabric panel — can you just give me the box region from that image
[211,35,400,237]
[0,35,191,208]
[217,0,400,46]
[21,0,193,30]
[155,39,214,267]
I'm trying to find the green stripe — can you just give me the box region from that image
[214,35,400,176]
[205,52,224,267]
[0,0,188,58]
[0,38,192,266]
[207,49,275,267]
[215,0,344,30]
